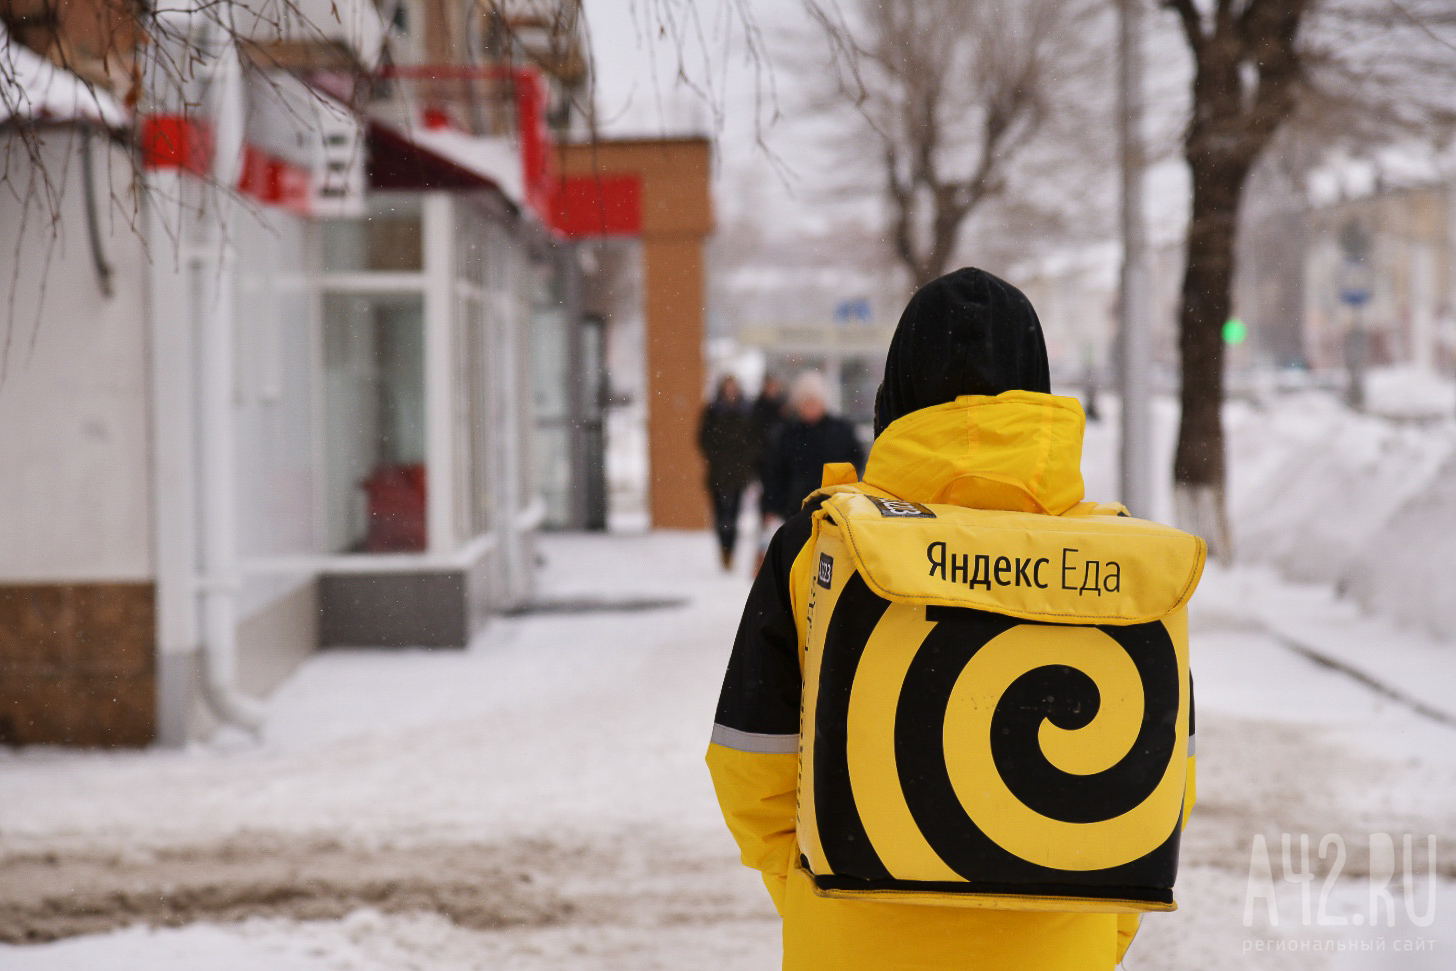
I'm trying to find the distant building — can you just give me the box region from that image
[1300,179,1455,375]
[720,257,899,430]
[735,314,893,430]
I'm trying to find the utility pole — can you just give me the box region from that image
[1338,221,1373,412]
[1118,0,1153,518]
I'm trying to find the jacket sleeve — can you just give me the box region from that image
[706,508,815,915]
[1117,914,1141,963]
[761,426,792,521]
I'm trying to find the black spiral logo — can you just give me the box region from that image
[811,574,1186,892]
[896,608,1181,878]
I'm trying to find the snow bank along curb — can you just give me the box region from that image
[1228,391,1456,640]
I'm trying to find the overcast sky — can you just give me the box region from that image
[575,1,1202,263]
[579,0,843,230]
[581,0,790,135]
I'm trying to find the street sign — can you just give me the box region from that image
[1339,260,1373,307]
[1338,221,1373,307]
[834,298,872,323]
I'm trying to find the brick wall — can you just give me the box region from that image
[0,584,156,747]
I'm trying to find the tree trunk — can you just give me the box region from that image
[1161,0,1311,560]
[1173,159,1247,559]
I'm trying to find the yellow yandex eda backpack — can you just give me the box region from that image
[798,487,1206,913]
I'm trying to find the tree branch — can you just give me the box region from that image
[1236,0,1311,159]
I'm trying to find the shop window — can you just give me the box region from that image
[322,292,427,553]
[321,195,423,273]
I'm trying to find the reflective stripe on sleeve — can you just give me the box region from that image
[711,723,800,755]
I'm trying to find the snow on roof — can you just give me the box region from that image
[0,25,130,130]
[367,116,526,207]
[405,125,524,206]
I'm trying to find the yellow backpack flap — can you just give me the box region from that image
[797,491,1206,914]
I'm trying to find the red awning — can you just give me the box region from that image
[366,118,513,196]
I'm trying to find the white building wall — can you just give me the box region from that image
[230,201,322,618]
[0,131,153,582]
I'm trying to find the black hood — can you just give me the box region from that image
[873,267,1050,436]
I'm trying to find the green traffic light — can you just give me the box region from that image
[1223,318,1248,344]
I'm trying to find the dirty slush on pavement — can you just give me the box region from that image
[0,829,774,945]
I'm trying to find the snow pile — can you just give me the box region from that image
[0,25,128,129]
[1342,451,1456,640]
[1228,389,1456,638]
[1364,365,1456,420]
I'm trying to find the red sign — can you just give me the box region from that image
[141,115,214,174]
[551,174,642,239]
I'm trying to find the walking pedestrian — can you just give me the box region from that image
[748,373,789,570]
[697,374,758,570]
[759,371,864,525]
[750,373,789,508]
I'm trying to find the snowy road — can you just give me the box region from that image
[5,386,1456,971]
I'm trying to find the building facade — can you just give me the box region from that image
[1300,182,1456,376]
[0,0,599,745]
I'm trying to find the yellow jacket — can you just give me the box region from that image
[707,392,1198,970]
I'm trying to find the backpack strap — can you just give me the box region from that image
[801,465,888,510]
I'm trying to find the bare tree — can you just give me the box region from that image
[1159,0,1309,555]
[1159,0,1456,556]
[799,0,1110,291]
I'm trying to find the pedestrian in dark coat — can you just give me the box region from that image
[750,373,790,518]
[748,374,790,571]
[698,375,758,569]
[761,371,865,522]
